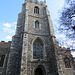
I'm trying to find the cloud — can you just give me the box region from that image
[59,0,64,8]
[3,22,17,28]
[2,22,17,34]
[71,52,75,57]
[3,23,11,28]
[5,36,12,40]
[56,33,66,40]
[3,28,15,33]
[56,33,75,49]
[66,40,75,49]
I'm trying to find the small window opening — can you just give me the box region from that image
[35,21,39,29]
[34,6,39,14]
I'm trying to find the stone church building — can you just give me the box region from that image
[0,0,75,75]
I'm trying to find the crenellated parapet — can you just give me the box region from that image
[0,41,11,45]
[0,41,11,54]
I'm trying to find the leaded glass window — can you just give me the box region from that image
[35,21,39,29]
[33,39,43,59]
[64,57,71,68]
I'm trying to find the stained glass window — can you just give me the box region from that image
[35,21,39,29]
[33,39,43,59]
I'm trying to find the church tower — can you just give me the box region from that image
[6,0,59,75]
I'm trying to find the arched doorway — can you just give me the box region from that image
[34,67,45,75]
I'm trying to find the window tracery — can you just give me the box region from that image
[33,38,43,59]
[35,21,39,29]
[34,6,39,14]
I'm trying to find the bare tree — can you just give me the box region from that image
[59,0,75,50]
[60,0,75,37]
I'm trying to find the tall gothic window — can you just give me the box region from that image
[33,38,43,59]
[0,55,5,67]
[34,6,39,14]
[64,57,71,68]
[35,21,39,29]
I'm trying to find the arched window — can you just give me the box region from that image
[33,38,43,59]
[0,55,5,67]
[64,57,71,68]
[34,6,39,14]
[35,21,39,29]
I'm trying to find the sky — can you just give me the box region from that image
[0,0,75,57]
[0,0,64,41]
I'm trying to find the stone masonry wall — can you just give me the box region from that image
[20,2,58,75]
[0,41,11,75]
